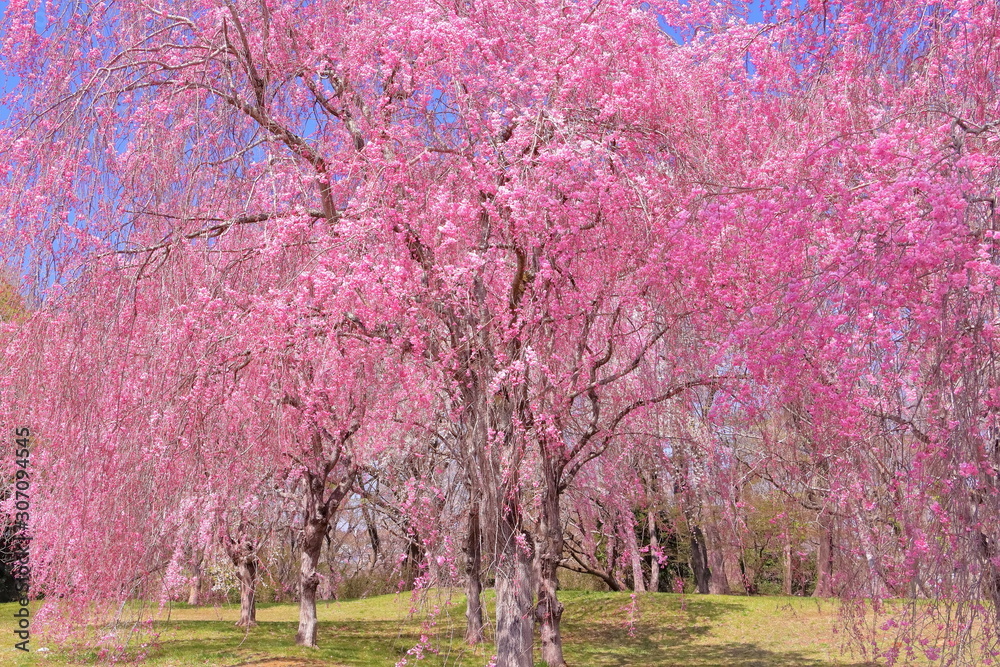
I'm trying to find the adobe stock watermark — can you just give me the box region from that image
[9,427,31,652]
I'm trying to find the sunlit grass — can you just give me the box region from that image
[0,590,881,665]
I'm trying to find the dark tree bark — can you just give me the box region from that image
[689,524,711,594]
[361,501,380,568]
[563,551,625,592]
[648,511,660,593]
[812,517,835,598]
[401,528,425,590]
[464,500,485,645]
[738,557,758,595]
[627,516,646,594]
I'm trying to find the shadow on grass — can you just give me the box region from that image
[604,643,873,667]
[152,620,436,666]
[144,594,875,667]
[566,635,874,667]
[558,593,874,667]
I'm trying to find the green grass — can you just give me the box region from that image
[0,590,876,666]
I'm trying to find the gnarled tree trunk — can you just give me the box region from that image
[223,532,258,628]
[296,458,358,647]
[234,554,258,627]
[296,513,325,647]
[495,495,535,667]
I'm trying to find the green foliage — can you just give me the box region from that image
[336,570,404,601]
[0,272,27,324]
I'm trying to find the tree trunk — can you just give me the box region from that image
[812,517,834,598]
[188,551,203,606]
[724,547,743,595]
[535,474,566,667]
[234,554,258,628]
[648,512,660,593]
[402,530,424,590]
[465,500,485,645]
[627,516,646,593]
[295,459,356,648]
[296,516,325,647]
[738,554,761,595]
[705,523,730,595]
[782,534,793,596]
[361,501,380,568]
[495,496,534,667]
[690,524,711,594]
[187,577,201,606]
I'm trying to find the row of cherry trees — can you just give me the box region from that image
[186,437,856,605]
[0,0,998,665]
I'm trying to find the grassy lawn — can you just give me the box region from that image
[0,590,876,666]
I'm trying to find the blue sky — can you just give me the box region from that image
[0,0,17,123]
[0,0,772,114]
[0,0,774,288]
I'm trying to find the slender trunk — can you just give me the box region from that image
[627,517,646,593]
[234,554,257,628]
[738,556,758,595]
[188,552,203,606]
[536,473,566,667]
[985,439,1000,624]
[705,523,730,595]
[607,532,620,588]
[495,495,534,667]
[812,517,834,598]
[980,532,1000,627]
[465,500,485,645]
[782,534,793,596]
[296,517,325,647]
[361,501,380,568]
[690,524,711,594]
[648,512,660,593]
